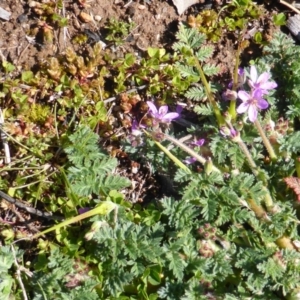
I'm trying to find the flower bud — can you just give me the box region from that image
[204,157,213,175]
[220,126,231,136]
[222,89,237,101]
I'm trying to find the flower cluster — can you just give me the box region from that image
[225,65,277,122]
[128,101,181,146]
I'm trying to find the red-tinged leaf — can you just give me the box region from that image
[284,177,300,202]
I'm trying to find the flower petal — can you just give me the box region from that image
[252,88,263,99]
[260,82,277,90]
[248,104,258,122]
[191,139,205,147]
[238,68,244,77]
[161,112,179,122]
[146,101,158,114]
[176,105,183,114]
[237,102,249,114]
[257,98,269,110]
[158,105,168,116]
[257,72,270,84]
[250,65,258,82]
[78,207,91,214]
[237,90,250,102]
[184,157,197,164]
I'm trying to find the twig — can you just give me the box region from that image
[0,48,6,61]
[124,0,133,8]
[0,109,11,164]
[11,245,29,300]
[0,190,64,220]
[103,84,148,103]
[279,0,300,15]
[167,134,193,150]
[12,208,40,234]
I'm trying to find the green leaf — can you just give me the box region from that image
[2,61,15,73]
[273,13,286,26]
[0,247,14,273]
[185,86,206,101]
[199,192,218,221]
[195,45,214,62]
[165,251,187,281]
[194,104,213,116]
[21,70,34,83]
[254,32,263,43]
[148,47,166,59]
[124,53,136,67]
[87,101,107,128]
[0,274,13,300]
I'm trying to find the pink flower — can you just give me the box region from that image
[237,89,269,122]
[129,119,145,147]
[248,65,277,94]
[228,68,246,89]
[131,119,144,136]
[184,157,197,165]
[184,139,205,164]
[190,138,205,147]
[147,101,179,123]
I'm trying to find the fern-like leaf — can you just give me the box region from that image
[185,86,206,101]
[173,25,206,52]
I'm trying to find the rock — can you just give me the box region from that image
[79,12,93,23]
[287,14,300,41]
[0,7,11,21]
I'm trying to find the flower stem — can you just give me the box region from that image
[234,135,274,210]
[163,133,221,173]
[234,137,259,176]
[295,157,300,178]
[194,59,225,126]
[229,100,237,121]
[254,119,277,161]
[228,51,241,121]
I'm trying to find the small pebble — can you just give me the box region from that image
[79,11,92,23]
[0,7,11,21]
[94,15,102,22]
[17,14,27,23]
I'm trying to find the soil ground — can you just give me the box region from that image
[0,0,285,74]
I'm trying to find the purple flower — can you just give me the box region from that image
[176,104,184,114]
[184,157,197,165]
[237,68,246,87]
[220,126,239,139]
[184,138,205,164]
[237,89,269,122]
[248,65,277,94]
[129,119,145,146]
[147,101,179,123]
[228,68,246,89]
[131,119,144,136]
[190,138,205,147]
[78,207,91,214]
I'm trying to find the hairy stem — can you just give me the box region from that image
[194,59,225,126]
[234,136,274,210]
[254,119,277,161]
[162,133,221,173]
[295,157,300,178]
